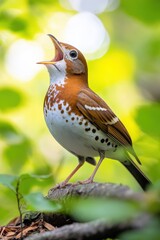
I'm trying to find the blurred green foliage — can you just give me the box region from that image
[0,173,59,214]
[24,192,60,212]
[0,87,23,111]
[67,197,140,222]
[136,103,160,139]
[65,182,160,222]
[0,0,160,228]
[121,0,160,24]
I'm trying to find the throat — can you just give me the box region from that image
[49,69,67,87]
[47,60,67,86]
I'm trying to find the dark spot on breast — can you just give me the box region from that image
[66,106,69,111]
[66,119,68,123]
[58,104,62,110]
[95,136,99,141]
[92,129,96,133]
[85,128,90,132]
[101,139,104,143]
[61,110,64,114]
[79,122,82,125]
[85,121,88,126]
[105,138,108,143]
[115,144,118,148]
[71,117,75,121]
[107,142,111,146]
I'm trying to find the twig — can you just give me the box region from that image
[16,178,23,240]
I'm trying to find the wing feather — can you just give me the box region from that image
[77,88,140,163]
[77,89,132,144]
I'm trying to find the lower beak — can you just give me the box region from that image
[37,34,63,65]
[37,61,56,65]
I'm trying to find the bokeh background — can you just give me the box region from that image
[0,0,160,224]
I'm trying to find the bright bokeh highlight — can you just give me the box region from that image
[64,12,110,58]
[60,0,119,13]
[5,40,44,82]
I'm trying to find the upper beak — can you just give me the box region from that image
[37,34,64,65]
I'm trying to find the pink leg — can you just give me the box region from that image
[79,152,105,184]
[56,161,84,188]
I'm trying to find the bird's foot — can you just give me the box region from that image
[52,177,94,190]
[77,177,94,185]
[54,181,73,189]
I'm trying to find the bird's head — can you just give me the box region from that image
[38,34,88,85]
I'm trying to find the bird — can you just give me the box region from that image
[38,34,151,191]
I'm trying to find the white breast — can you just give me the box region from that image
[44,99,118,158]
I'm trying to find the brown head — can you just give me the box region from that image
[38,34,88,85]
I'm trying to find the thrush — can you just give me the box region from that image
[38,34,151,191]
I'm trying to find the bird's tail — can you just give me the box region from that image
[122,159,151,191]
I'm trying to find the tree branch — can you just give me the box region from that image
[47,182,143,201]
[25,214,151,240]
[24,182,151,240]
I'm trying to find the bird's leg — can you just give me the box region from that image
[55,158,85,188]
[79,151,105,184]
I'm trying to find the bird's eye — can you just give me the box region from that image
[69,50,78,59]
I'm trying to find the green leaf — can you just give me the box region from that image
[135,103,160,139]
[121,0,160,24]
[9,17,27,32]
[4,139,32,173]
[24,192,61,212]
[0,188,19,225]
[0,11,27,32]
[136,37,160,72]
[18,173,53,194]
[0,174,18,192]
[0,87,23,112]
[67,198,139,223]
[0,121,19,143]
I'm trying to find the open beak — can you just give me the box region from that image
[37,34,64,65]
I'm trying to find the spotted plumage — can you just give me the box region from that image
[44,89,117,160]
[38,34,151,190]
